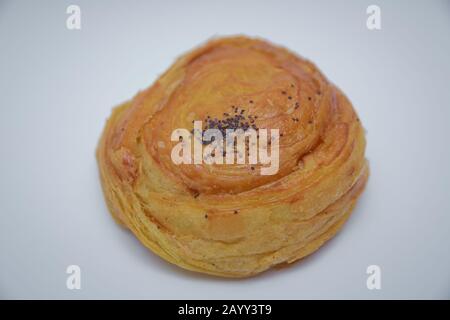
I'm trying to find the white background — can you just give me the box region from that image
[1,0,450,299]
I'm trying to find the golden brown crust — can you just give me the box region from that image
[96,36,369,278]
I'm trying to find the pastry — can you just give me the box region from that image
[96,36,369,278]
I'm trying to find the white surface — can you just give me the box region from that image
[1,0,450,299]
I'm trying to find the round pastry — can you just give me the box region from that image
[96,36,369,278]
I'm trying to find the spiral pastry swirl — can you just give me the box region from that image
[97,36,369,277]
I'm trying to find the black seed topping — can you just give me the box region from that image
[192,190,200,198]
[200,107,260,152]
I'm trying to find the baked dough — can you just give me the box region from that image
[96,36,369,278]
